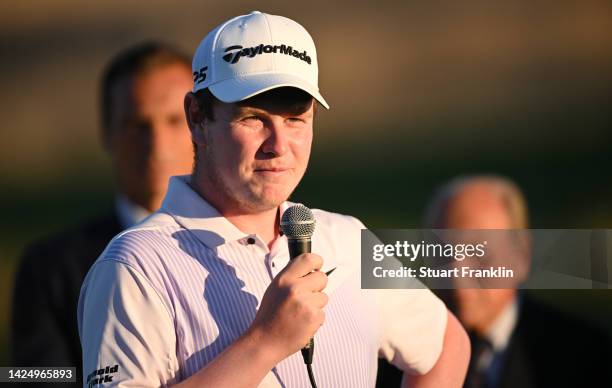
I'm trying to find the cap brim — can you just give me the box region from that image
[208,73,329,109]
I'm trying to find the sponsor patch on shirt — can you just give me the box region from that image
[86,364,118,387]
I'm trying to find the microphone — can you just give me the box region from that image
[279,205,316,367]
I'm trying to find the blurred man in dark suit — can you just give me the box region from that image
[10,42,194,387]
[377,175,612,388]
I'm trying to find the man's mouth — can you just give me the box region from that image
[253,167,291,176]
[255,167,289,172]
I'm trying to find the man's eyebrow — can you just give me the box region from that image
[233,106,263,116]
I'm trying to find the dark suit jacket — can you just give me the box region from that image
[11,212,122,388]
[494,295,612,388]
[375,295,612,388]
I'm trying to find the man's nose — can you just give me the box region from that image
[261,118,289,157]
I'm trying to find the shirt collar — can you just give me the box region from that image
[160,175,292,249]
[484,297,519,352]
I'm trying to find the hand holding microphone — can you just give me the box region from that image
[249,205,326,374]
[251,251,327,359]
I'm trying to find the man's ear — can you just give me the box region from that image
[516,230,532,283]
[184,92,207,146]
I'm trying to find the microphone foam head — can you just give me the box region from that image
[280,205,315,238]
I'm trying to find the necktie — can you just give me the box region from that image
[464,332,494,388]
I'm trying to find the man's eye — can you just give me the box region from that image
[287,117,304,123]
[241,115,261,122]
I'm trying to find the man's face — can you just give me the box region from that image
[442,184,520,334]
[106,63,194,211]
[196,92,314,214]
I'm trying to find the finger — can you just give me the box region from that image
[315,309,325,327]
[307,291,329,308]
[299,270,328,292]
[282,253,323,279]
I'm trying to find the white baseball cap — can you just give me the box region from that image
[191,11,329,109]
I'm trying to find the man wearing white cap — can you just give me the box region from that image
[78,11,469,388]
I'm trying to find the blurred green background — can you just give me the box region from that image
[1,0,612,364]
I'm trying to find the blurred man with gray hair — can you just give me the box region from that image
[424,175,611,388]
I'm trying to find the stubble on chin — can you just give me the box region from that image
[202,164,285,214]
[237,181,291,213]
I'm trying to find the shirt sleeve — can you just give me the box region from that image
[78,259,179,387]
[345,215,448,375]
[374,288,447,375]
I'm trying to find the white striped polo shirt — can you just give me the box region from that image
[78,175,447,387]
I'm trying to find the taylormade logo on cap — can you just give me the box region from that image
[191,11,329,109]
[222,44,312,65]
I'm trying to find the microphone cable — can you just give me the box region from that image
[302,338,316,388]
[306,364,317,388]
